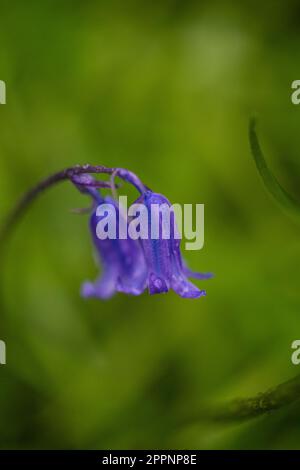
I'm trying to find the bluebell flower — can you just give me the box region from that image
[72,174,147,299]
[132,190,212,298]
[2,163,212,301]
[71,170,212,300]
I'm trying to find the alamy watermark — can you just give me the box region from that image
[291,80,300,105]
[95,196,205,250]
[291,340,300,365]
[0,80,6,104]
[0,340,6,365]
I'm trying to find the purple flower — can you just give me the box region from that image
[71,171,212,300]
[132,190,212,298]
[72,174,147,299]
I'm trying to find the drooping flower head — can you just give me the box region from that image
[72,168,212,300]
[72,173,147,299]
[1,163,212,302]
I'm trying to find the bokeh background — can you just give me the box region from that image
[1,0,300,450]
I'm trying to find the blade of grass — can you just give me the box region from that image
[249,118,300,221]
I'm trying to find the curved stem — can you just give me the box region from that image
[0,164,145,250]
[180,373,300,426]
[249,118,300,221]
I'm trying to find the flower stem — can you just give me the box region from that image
[179,373,300,427]
[0,164,146,251]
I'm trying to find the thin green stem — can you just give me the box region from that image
[180,373,300,425]
[249,118,300,220]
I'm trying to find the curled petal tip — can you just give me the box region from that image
[180,289,206,299]
[191,271,214,280]
[81,279,115,300]
[81,281,95,298]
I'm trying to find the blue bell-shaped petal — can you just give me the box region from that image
[72,174,147,299]
[83,196,147,299]
[133,190,211,298]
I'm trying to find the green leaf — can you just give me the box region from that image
[249,118,300,220]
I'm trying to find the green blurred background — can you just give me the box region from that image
[1,0,300,450]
